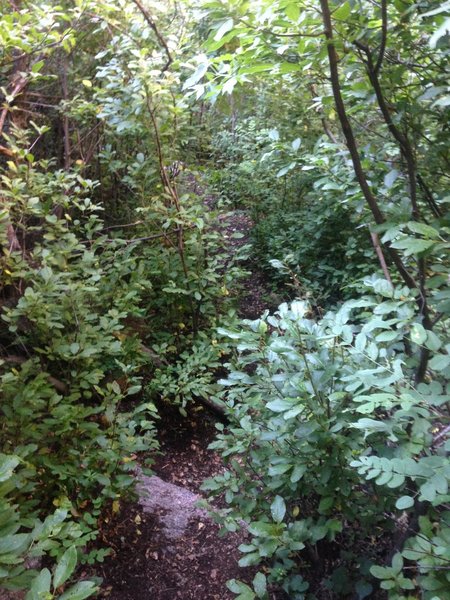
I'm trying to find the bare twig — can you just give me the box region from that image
[60,55,71,169]
[374,0,387,74]
[370,230,392,284]
[131,0,172,72]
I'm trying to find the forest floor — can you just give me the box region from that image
[90,182,282,599]
[95,403,260,600]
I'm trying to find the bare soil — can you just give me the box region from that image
[95,405,260,600]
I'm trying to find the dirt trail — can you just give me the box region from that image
[95,181,275,599]
[97,405,258,600]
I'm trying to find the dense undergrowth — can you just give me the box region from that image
[0,1,449,599]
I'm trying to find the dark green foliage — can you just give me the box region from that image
[208,118,376,302]
[252,194,375,302]
[0,143,158,593]
[204,283,450,598]
[1,0,449,598]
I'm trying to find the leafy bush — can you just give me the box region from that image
[208,120,281,208]
[207,118,377,303]
[0,453,99,598]
[0,151,158,595]
[203,279,450,599]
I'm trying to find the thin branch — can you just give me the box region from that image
[319,0,417,290]
[370,230,392,283]
[374,0,387,74]
[321,118,339,144]
[131,0,172,72]
[354,40,421,221]
[417,174,442,218]
[60,55,71,170]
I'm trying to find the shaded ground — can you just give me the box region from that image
[96,404,260,600]
[217,209,274,319]
[93,180,276,599]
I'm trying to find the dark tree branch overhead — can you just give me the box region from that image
[354,39,421,222]
[374,0,387,74]
[131,0,173,72]
[318,0,417,291]
[320,0,436,381]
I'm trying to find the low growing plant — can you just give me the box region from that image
[203,277,449,599]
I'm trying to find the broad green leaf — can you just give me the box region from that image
[430,17,450,48]
[391,553,403,574]
[58,580,98,600]
[268,463,291,476]
[0,533,30,555]
[390,237,435,255]
[384,169,399,189]
[429,353,450,372]
[285,4,300,21]
[399,578,415,590]
[375,330,399,342]
[53,546,78,589]
[370,565,391,579]
[248,522,282,537]
[183,63,209,90]
[266,399,293,412]
[206,30,236,51]
[419,481,437,502]
[406,222,439,239]
[376,471,393,486]
[277,162,296,177]
[238,552,260,567]
[410,323,427,345]
[0,454,20,482]
[31,60,45,73]
[252,572,267,598]
[214,18,234,42]
[290,464,307,483]
[277,62,302,74]
[270,495,286,523]
[227,579,256,600]
[333,2,351,20]
[395,496,414,510]
[425,330,443,351]
[386,473,405,488]
[318,496,334,513]
[239,64,274,75]
[26,569,51,600]
[223,77,237,95]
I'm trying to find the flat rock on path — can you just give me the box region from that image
[97,479,254,600]
[95,406,259,600]
[136,473,208,540]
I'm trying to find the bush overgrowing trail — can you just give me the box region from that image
[90,191,273,600]
[94,401,256,600]
[1,1,449,600]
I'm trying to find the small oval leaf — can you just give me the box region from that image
[53,546,78,589]
[270,495,286,523]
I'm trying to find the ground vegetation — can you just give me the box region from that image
[0,1,449,599]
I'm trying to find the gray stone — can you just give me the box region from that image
[136,474,209,539]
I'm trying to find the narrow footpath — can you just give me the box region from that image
[93,184,278,599]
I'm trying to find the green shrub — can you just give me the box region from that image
[1,152,158,595]
[203,279,450,599]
